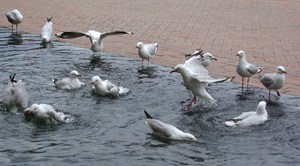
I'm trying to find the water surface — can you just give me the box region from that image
[0,27,299,165]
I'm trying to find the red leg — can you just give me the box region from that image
[187,96,196,109]
[276,90,281,96]
[269,90,271,100]
[142,59,144,68]
[148,59,150,69]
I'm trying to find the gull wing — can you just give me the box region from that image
[144,43,158,56]
[259,74,275,88]
[56,31,91,40]
[12,80,29,108]
[99,31,132,42]
[246,64,262,74]
[146,119,172,138]
[184,55,209,76]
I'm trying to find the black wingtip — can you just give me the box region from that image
[47,16,53,22]
[144,110,153,119]
[9,73,17,83]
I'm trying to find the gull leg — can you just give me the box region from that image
[148,59,150,69]
[241,77,244,91]
[11,24,13,33]
[187,96,196,109]
[142,59,144,69]
[276,90,281,96]
[247,77,250,91]
[269,90,271,100]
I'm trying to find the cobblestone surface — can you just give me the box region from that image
[1,0,300,95]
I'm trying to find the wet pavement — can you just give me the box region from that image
[0,27,300,165]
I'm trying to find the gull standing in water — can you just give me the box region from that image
[136,42,158,69]
[224,101,268,127]
[144,111,197,141]
[259,66,287,100]
[236,50,262,91]
[56,30,133,56]
[170,54,233,108]
[40,17,53,43]
[53,70,85,90]
[90,76,129,96]
[5,9,23,33]
[2,74,29,113]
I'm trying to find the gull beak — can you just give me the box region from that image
[212,58,217,61]
[170,70,175,73]
[90,82,94,85]
[28,110,33,114]
[136,46,139,48]
[77,74,82,77]
[283,71,287,74]
[236,54,239,56]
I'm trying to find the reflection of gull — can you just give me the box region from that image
[5,9,23,33]
[236,50,262,91]
[24,104,67,123]
[40,17,53,43]
[144,111,196,141]
[170,55,233,108]
[225,101,268,127]
[90,76,129,96]
[56,30,133,56]
[53,71,84,90]
[2,74,29,113]
[136,42,158,68]
[259,66,287,100]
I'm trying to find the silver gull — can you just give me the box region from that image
[259,66,287,100]
[40,17,53,43]
[224,101,268,127]
[136,42,158,68]
[144,111,197,141]
[236,50,262,91]
[53,70,85,90]
[5,9,23,33]
[90,76,129,96]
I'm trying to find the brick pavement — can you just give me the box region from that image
[1,0,300,95]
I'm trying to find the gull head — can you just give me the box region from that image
[236,50,245,57]
[256,101,267,115]
[136,42,143,48]
[24,104,40,117]
[276,66,287,74]
[170,64,184,74]
[202,53,217,61]
[183,133,197,141]
[92,40,98,47]
[90,76,101,85]
[70,70,81,78]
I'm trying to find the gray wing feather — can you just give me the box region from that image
[247,65,262,74]
[56,31,91,39]
[184,56,209,76]
[146,119,172,138]
[100,31,132,41]
[260,74,274,88]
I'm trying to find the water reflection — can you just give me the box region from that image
[7,34,23,45]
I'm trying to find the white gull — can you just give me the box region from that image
[90,76,129,96]
[170,54,233,108]
[40,17,53,43]
[185,49,217,67]
[2,74,29,113]
[144,111,196,141]
[56,30,133,56]
[5,9,23,33]
[224,101,268,127]
[24,103,68,123]
[136,42,158,68]
[259,66,287,100]
[236,50,262,91]
[53,70,85,90]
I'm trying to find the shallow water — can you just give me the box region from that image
[0,26,299,166]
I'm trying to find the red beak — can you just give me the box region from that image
[283,71,287,74]
[170,70,175,73]
[90,82,94,85]
[236,54,239,56]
